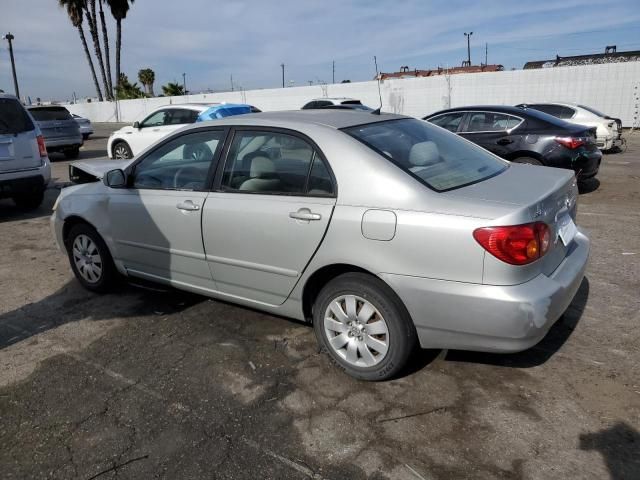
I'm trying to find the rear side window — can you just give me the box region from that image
[344,119,508,192]
[428,112,464,132]
[28,107,72,121]
[463,112,520,132]
[0,98,34,134]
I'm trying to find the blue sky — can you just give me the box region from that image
[1,0,639,101]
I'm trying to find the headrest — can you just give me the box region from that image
[249,155,276,177]
[409,141,440,166]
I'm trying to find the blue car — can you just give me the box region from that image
[197,103,259,122]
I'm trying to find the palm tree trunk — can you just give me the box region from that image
[98,2,113,97]
[85,1,111,100]
[115,19,122,96]
[77,24,103,102]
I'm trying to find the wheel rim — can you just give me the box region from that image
[114,144,130,159]
[323,294,390,368]
[72,234,103,284]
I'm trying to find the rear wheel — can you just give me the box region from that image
[64,146,80,159]
[313,273,417,381]
[66,223,118,292]
[512,156,542,166]
[112,141,133,159]
[13,190,44,210]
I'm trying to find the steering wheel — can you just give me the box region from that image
[173,166,203,189]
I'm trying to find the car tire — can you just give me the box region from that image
[82,134,90,140]
[112,141,133,159]
[512,156,543,166]
[13,190,44,210]
[313,272,417,381]
[64,146,81,159]
[66,223,118,293]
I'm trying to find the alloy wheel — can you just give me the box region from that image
[72,234,103,284]
[113,144,131,159]
[323,294,390,367]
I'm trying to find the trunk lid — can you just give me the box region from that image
[0,97,41,172]
[445,164,579,283]
[28,107,80,140]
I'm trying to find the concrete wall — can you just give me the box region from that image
[65,62,640,126]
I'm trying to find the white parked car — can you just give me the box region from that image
[107,104,216,159]
[517,102,623,151]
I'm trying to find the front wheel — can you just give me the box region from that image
[313,273,417,381]
[112,141,133,159]
[66,223,118,292]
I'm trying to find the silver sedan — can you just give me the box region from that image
[51,110,589,380]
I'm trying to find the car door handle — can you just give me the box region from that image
[176,200,200,211]
[289,208,321,221]
[497,138,514,145]
[152,128,161,132]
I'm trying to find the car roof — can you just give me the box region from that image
[308,97,360,102]
[428,105,528,116]
[151,103,221,113]
[27,105,69,110]
[190,109,406,130]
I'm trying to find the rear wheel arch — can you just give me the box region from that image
[111,139,133,159]
[506,151,545,165]
[302,264,409,323]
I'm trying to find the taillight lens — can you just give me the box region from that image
[555,136,584,149]
[473,222,550,265]
[37,135,48,158]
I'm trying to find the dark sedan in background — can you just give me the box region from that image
[424,105,601,181]
[27,105,83,159]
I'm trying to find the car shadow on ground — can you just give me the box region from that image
[580,422,640,480]
[410,277,590,372]
[0,279,204,351]
[579,178,600,194]
[0,186,58,223]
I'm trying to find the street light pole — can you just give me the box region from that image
[464,32,473,66]
[3,33,20,99]
[182,73,186,95]
[281,63,285,88]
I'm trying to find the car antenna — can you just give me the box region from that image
[372,56,382,115]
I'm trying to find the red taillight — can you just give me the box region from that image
[473,222,550,265]
[37,135,48,158]
[555,136,584,149]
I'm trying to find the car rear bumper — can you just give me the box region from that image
[0,163,51,198]
[44,135,83,150]
[382,229,590,353]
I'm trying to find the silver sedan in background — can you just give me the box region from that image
[51,110,589,380]
[72,113,94,140]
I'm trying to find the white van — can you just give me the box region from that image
[0,94,51,209]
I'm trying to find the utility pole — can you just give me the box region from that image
[230,74,234,92]
[464,32,473,66]
[182,73,186,95]
[281,63,285,88]
[332,60,335,84]
[3,33,20,99]
[485,43,488,66]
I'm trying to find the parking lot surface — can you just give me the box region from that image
[1,124,639,479]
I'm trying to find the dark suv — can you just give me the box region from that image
[27,106,83,159]
[424,105,601,181]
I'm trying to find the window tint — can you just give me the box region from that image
[464,112,518,132]
[165,108,199,125]
[0,98,34,134]
[344,119,507,192]
[140,110,167,128]
[28,107,72,121]
[222,130,330,195]
[557,106,576,119]
[133,130,224,190]
[429,112,464,132]
[301,101,316,110]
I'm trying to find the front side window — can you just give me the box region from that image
[428,112,464,132]
[133,130,224,190]
[221,130,333,195]
[140,110,168,128]
[344,119,508,192]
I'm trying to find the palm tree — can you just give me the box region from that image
[98,0,113,96]
[116,73,145,99]
[106,0,134,97]
[162,82,185,97]
[138,68,155,97]
[58,0,104,101]
[84,0,112,99]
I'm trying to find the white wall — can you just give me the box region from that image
[65,62,640,126]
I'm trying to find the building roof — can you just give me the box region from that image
[523,50,640,69]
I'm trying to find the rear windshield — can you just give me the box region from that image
[0,98,34,134]
[28,107,72,121]
[343,118,508,192]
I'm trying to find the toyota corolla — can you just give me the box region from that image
[51,110,589,380]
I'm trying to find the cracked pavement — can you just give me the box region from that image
[0,125,639,479]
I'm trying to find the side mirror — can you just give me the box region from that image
[104,169,127,188]
[133,121,140,129]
